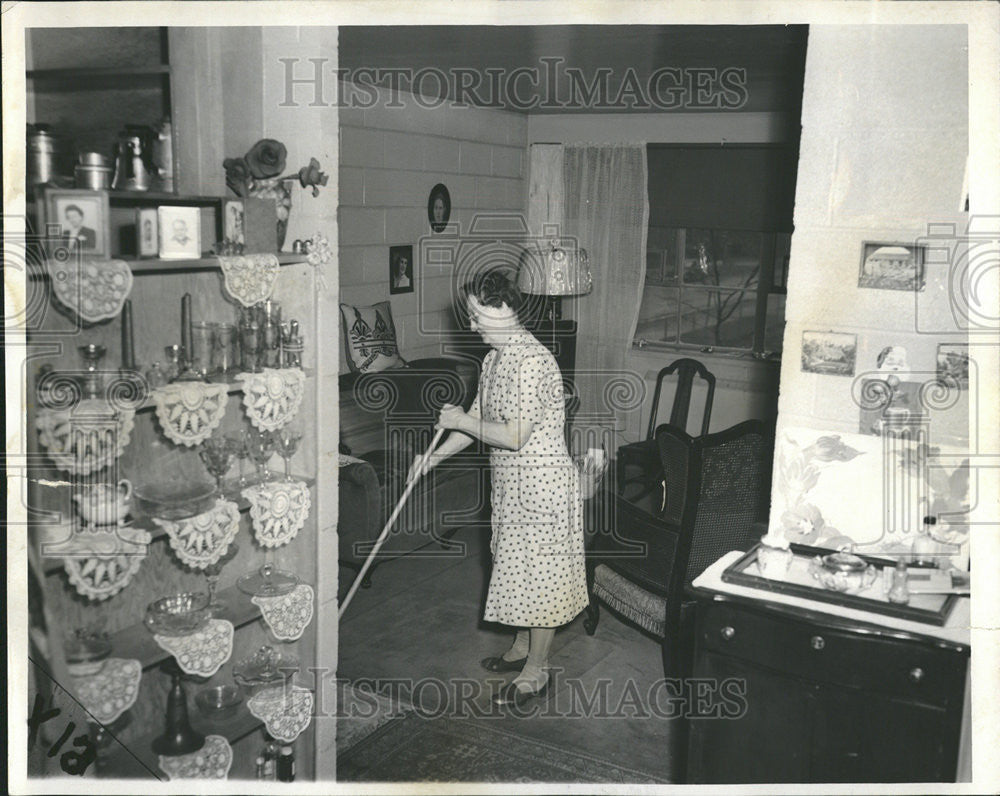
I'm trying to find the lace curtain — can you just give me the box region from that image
[562,144,649,415]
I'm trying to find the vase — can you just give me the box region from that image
[757,538,793,579]
[248,177,292,251]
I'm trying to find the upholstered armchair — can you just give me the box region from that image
[584,419,772,679]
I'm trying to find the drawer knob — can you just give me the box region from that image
[810,635,825,651]
[909,667,924,684]
[720,625,736,641]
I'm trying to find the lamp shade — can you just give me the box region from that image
[517,240,593,297]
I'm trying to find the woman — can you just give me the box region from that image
[408,270,588,707]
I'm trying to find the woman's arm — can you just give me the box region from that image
[437,404,535,451]
[406,388,483,483]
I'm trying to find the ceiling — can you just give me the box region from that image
[338,25,808,114]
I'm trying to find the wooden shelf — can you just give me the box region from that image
[28,66,172,79]
[42,475,317,575]
[107,191,222,206]
[134,369,313,411]
[27,252,306,277]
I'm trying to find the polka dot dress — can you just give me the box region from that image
[478,333,589,628]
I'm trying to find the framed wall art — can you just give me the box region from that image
[427,183,451,233]
[858,242,926,291]
[801,330,857,376]
[937,343,970,389]
[389,245,414,295]
[158,206,201,259]
[136,207,159,257]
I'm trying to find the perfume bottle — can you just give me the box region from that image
[888,559,910,604]
[912,516,938,566]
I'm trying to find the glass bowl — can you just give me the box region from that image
[64,629,112,677]
[144,591,212,636]
[233,645,299,695]
[133,481,216,520]
[195,684,243,720]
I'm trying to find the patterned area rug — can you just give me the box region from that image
[338,713,667,783]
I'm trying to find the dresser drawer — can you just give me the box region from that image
[698,601,968,707]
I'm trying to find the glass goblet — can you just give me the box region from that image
[274,425,302,480]
[204,542,239,617]
[226,431,250,493]
[198,436,234,497]
[247,428,276,484]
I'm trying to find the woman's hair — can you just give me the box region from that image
[462,268,521,311]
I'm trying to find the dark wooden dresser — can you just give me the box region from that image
[686,555,970,784]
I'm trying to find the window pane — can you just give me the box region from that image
[764,292,786,353]
[773,233,792,290]
[678,287,758,349]
[680,229,761,290]
[646,226,680,285]
[635,286,680,343]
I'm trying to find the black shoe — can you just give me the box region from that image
[492,677,549,709]
[480,655,527,673]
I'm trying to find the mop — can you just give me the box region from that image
[338,427,445,619]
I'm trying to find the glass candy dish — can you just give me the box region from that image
[144,591,212,636]
[133,480,217,520]
[64,628,112,676]
[233,645,299,695]
[237,563,299,598]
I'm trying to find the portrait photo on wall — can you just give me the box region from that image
[427,183,451,233]
[937,343,970,389]
[157,205,201,259]
[389,245,414,294]
[135,207,159,258]
[858,242,926,291]
[224,199,246,246]
[42,188,110,259]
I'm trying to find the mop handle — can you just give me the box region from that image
[339,427,446,619]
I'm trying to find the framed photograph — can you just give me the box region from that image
[42,188,110,259]
[937,343,970,389]
[427,183,451,233]
[858,242,926,291]
[389,245,414,295]
[223,199,246,246]
[135,208,159,258]
[157,205,201,259]
[801,330,857,376]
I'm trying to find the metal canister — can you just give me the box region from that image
[74,152,113,190]
[28,124,59,187]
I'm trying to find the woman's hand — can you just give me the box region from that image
[435,403,470,434]
[406,453,432,485]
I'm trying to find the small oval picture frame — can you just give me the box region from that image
[427,183,451,233]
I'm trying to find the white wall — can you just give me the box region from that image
[339,83,528,369]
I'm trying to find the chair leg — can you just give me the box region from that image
[583,600,600,636]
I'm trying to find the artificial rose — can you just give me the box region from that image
[223,157,252,197]
[297,158,328,197]
[246,139,288,179]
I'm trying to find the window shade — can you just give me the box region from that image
[647,145,798,232]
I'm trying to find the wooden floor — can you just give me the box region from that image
[337,524,678,782]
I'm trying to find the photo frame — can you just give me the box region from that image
[223,198,246,246]
[157,205,201,260]
[135,207,159,258]
[937,343,970,389]
[427,183,451,233]
[801,330,857,376]
[858,242,926,291]
[389,245,414,295]
[41,188,110,259]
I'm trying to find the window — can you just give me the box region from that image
[636,144,800,355]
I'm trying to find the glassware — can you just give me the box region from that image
[226,431,251,494]
[240,308,262,373]
[79,344,107,398]
[164,345,184,382]
[888,559,910,604]
[204,542,239,617]
[191,322,216,379]
[247,427,276,483]
[145,361,168,390]
[212,323,238,379]
[199,436,235,496]
[261,300,282,368]
[273,423,302,480]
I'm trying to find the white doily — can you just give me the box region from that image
[48,257,134,323]
[154,499,240,570]
[71,658,141,725]
[243,480,311,548]
[36,400,135,475]
[252,584,314,641]
[157,735,233,780]
[247,685,314,743]
[153,619,234,678]
[237,368,305,431]
[218,253,280,307]
[152,382,229,447]
[64,549,147,601]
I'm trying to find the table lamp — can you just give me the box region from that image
[516,239,593,335]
